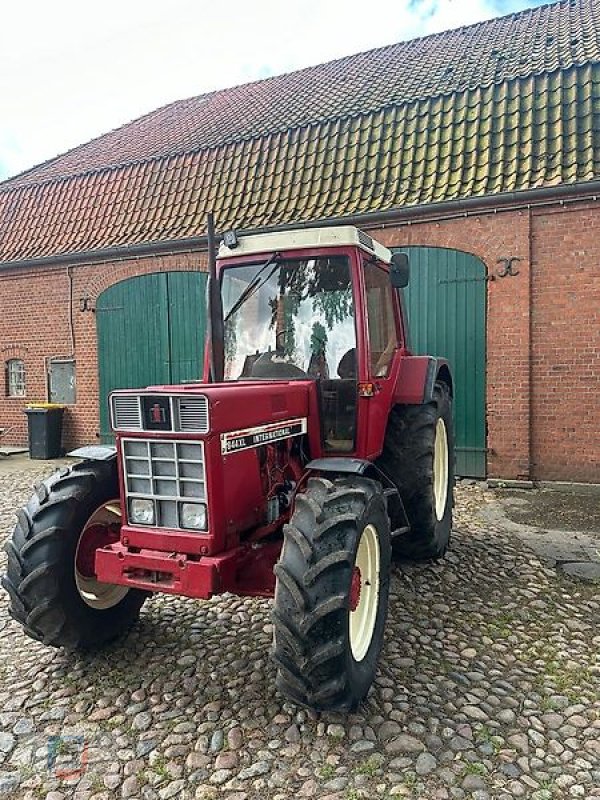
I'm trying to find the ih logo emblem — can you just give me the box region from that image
[142,396,171,430]
[150,403,166,424]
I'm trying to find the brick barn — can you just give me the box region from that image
[0,0,598,482]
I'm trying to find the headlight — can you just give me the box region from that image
[180,502,207,530]
[130,498,155,525]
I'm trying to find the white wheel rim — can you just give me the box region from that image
[433,418,449,522]
[349,523,380,662]
[75,502,129,610]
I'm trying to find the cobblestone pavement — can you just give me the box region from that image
[0,459,598,800]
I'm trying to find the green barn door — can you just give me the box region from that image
[166,272,207,385]
[97,271,207,442]
[395,247,487,478]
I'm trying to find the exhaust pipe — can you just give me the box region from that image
[206,213,225,383]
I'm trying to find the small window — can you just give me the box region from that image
[364,263,397,377]
[6,359,26,397]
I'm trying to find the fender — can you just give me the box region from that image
[305,457,371,475]
[393,355,453,405]
[67,445,117,461]
[305,458,411,535]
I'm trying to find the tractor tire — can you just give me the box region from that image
[272,476,391,712]
[2,460,147,649]
[376,381,454,561]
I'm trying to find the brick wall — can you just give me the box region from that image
[0,252,205,449]
[371,201,600,483]
[530,201,599,482]
[0,200,598,481]
[0,264,72,446]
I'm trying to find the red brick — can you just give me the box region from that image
[1,202,598,482]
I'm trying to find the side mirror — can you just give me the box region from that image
[390,252,410,288]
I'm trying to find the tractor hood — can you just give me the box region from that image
[109,380,320,452]
[108,379,323,557]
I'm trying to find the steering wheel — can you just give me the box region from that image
[250,351,307,379]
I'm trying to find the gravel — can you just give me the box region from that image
[0,461,599,799]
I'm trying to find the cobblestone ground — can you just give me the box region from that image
[0,460,598,800]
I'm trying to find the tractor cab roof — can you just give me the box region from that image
[217,225,392,265]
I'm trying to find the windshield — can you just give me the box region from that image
[221,256,356,381]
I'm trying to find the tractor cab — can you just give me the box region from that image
[216,226,408,454]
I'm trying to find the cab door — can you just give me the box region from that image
[360,259,404,459]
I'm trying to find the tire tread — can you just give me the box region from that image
[272,476,389,711]
[3,461,146,649]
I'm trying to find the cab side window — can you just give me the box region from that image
[364,262,397,377]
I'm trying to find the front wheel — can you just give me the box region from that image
[272,476,391,712]
[2,460,147,649]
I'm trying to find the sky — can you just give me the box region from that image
[0,0,545,182]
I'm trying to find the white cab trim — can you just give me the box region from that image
[218,226,392,264]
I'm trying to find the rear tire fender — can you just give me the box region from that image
[375,382,454,560]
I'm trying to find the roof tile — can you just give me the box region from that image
[0,4,599,262]
[2,0,598,190]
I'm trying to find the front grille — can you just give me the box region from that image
[113,396,142,430]
[176,397,209,433]
[122,438,206,530]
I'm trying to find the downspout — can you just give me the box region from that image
[527,207,534,480]
[66,265,76,356]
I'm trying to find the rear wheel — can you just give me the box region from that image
[376,381,454,560]
[272,476,391,711]
[2,460,147,649]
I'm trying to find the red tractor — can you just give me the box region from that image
[3,224,454,712]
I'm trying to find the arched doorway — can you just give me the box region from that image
[96,271,208,441]
[394,247,487,477]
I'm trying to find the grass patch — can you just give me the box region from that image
[462,761,487,777]
[475,725,501,753]
[85,772,106,793]
[319,763,335,781]
[482,608,518,640]
[518,641,600,703]
[150,754,171,783]
[532,662,599,702]
[353,756,381,777]
[536,778,557,797]
[402,771,418,789]
[540,695,558,711]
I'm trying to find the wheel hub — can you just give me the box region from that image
[75,524,119,578]
[349,566,362,612]
[349,523,381,662]
[433,417,449,522]
[74,501,130,610]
